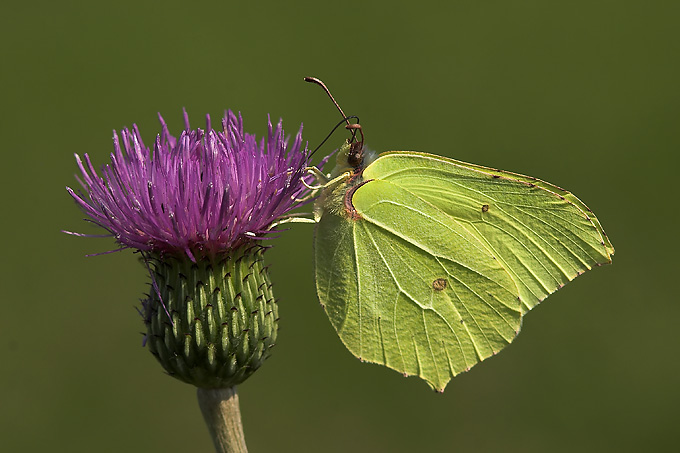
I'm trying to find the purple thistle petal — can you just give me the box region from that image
[67,110,320,260]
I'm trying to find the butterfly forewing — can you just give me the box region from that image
[362,152,614,312]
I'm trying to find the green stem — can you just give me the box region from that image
[197,387,248,453]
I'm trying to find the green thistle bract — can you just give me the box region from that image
[145,246,277,388]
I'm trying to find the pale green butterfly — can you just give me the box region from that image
[304,78,614,392]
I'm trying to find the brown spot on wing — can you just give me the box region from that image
[432,278,448,291]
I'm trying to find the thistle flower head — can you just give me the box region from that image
[67,110,313,260]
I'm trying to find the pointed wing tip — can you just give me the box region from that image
[426,378,450,393]
[596,248,614,266]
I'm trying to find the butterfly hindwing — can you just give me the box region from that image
[315,174,523,391]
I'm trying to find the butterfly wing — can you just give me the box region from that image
[315,172,524,391]
[315,151,613,390]
[361,152,614,312]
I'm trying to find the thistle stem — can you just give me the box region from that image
[197,387,248,453]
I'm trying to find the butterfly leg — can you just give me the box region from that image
[302,166,331,189]
[298,170,352,203]
[293,193,316,203]
[320,170,352,190]
[268,214,316,229]
[301,166,350,191]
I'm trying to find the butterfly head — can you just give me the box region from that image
[329,138,377,180]
[329,140,360,179]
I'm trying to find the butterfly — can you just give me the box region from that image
[305,78,614,391]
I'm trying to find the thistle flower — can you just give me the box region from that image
[67,109,319,390]
[67,109,312,261]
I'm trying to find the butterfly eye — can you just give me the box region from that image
[347,142,364,168]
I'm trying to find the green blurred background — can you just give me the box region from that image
[2,1,677,451]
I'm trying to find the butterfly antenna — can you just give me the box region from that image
[304,77,364,145]
[304,77,350,126]
[309,115,360,159]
